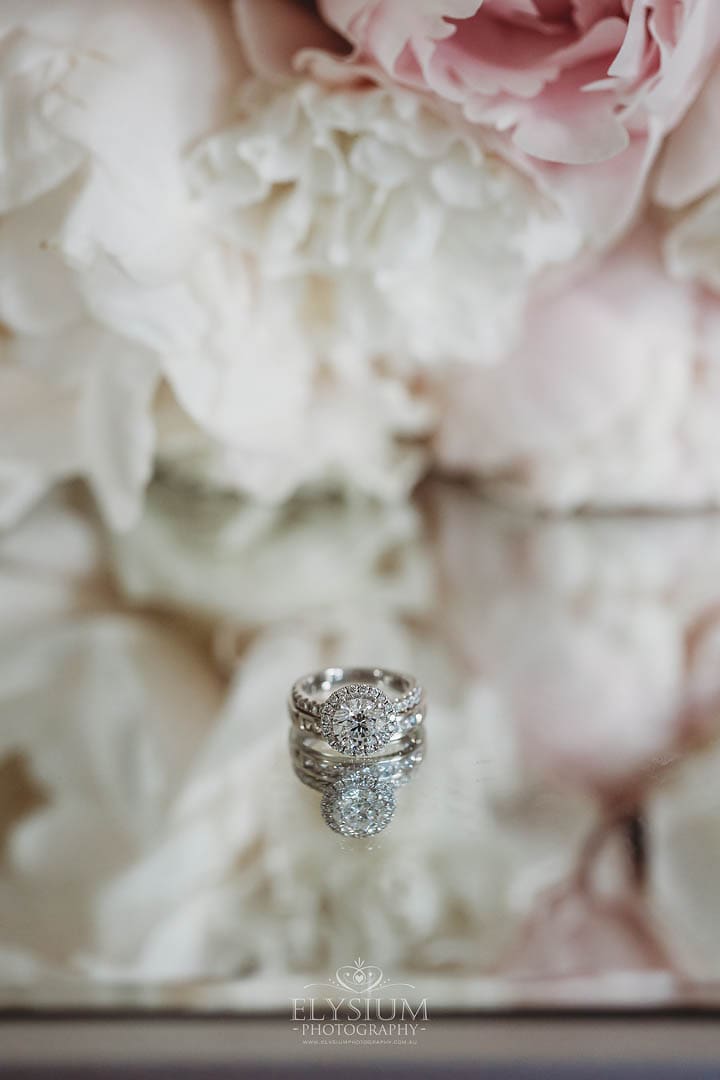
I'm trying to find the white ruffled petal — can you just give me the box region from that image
[189,78,583,364]
[0,29,83,213]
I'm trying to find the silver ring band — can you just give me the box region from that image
[289,666,425,758]
[289,728,425,792]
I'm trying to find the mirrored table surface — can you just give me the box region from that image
[2,479,720,1017]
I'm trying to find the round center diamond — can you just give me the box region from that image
[320,684,396,756]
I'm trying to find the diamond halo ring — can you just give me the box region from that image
[289,725,425,836]
[289,667,425,758]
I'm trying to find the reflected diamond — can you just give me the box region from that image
[321,772,396,837]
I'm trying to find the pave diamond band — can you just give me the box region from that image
[289,667,425,758]
[291,667,422,721]
[289,728,425,792]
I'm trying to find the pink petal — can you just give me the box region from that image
[654,62,720,208]
[512,61,629,163]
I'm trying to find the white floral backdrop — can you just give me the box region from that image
[3,0,720,1010]
[2,1,720,528]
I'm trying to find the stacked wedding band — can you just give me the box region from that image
[289,667,426,758]
[289,728,425,790]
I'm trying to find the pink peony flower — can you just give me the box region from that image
[654,58,720,210]
[654,57,720,291]
[235,0,720,239]
[434,230,720,510]
[430,483,720,791]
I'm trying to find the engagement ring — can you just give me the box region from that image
[289,667,426,758]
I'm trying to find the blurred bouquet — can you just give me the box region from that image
[1,0,720,528]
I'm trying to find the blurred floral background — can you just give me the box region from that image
[2,0,720,523]
[3,0,720,1009]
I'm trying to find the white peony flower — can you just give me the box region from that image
[0,0,243,528]
[0,489,109,638]
[0,8,438,524]
[0,329,158,529]
[148,249,431,507]
[190,78,582,368]
[108,477,432,628]
[0,2,588,527]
